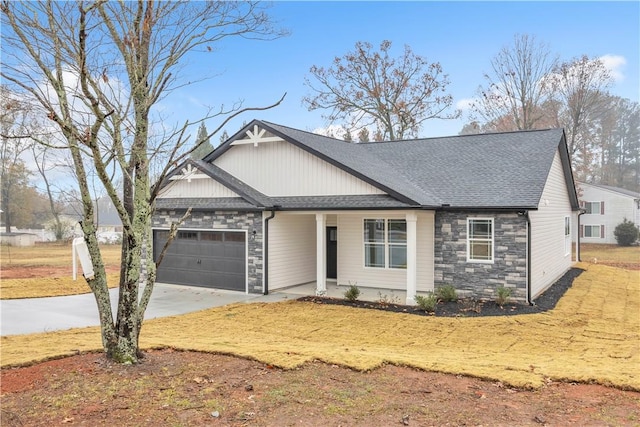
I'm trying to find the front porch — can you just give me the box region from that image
[266,210,436,305]
[271,280,409,304]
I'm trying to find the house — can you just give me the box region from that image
[152,120,580,304]
[577,182,640,244]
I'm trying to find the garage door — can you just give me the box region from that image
[153,230,246,291]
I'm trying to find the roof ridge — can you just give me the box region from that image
[358,127,564,145]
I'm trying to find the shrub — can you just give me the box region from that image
[377,291,401,305]
[344,284,360,301]
[613,218,639,246]
[415,293,438,313]
[496,285,512,307]
[436,285,458,302]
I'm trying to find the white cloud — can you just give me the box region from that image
[456,98,475,112]
[313,124,349,139]
[599,54,626,82]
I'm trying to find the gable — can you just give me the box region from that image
[213,127,386,197]
[159,163,240,198]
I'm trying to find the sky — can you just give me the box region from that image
[161,1,640,142]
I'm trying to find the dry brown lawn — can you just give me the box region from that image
[0,242,121,269]
[0,243,121,299]
[2,262,638,391]
[580,243,640,269]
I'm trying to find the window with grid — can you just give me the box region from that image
[364,219,407,269]
[467,218,494,262]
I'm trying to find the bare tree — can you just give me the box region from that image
[470,34,557,131]
[303,40,458,140]
[1,1,284,363]
[0,86,34,233]
[546,56,613,179]
[592,96,640,189]
[31,142,71,240]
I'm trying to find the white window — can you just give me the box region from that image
[364,219,407,269]
[584,225,602,238]
[585,202,602,215]
[564,216,571,256]
[467,218,494,263]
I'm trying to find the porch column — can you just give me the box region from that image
[406,212,417,305]
[316,213,327,296]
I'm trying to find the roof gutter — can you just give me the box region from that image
[440,204,539,212]
[262,207,279,295]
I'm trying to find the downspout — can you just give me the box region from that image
[577,209,586,262]
[263,208,277,295]
[518,211,533,306]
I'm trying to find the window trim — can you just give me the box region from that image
[584,201,602,215]
[466,217,494,264]
[363,218,407,270]
[584,224,602,238]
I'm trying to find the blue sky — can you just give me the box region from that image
[165,1,640,142]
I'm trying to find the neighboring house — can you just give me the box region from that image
[153,120,580,304]
[577,182,640,244]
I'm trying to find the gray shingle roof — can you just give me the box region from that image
[261,121,570,209]
[169,120,578,211]
[261,122,433,206]
[363,129,565,208]
[155,197,261,211]
[270,195,412,210]
[192,160,271,207]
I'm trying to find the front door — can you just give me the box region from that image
[326,227,337,279]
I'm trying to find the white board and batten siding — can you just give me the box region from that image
[578,182,640,245]
[337,211,435,292]
[266,213,316,290]
[529,149,575,299]
[159,176,239,198]
[215,139,385,197]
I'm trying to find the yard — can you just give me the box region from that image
[1,243,639,425]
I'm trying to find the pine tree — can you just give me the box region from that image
[190,122,214,159]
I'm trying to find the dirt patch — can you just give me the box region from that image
[1,348,639,426]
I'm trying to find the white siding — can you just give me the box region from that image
[529,150,575,298]
[159,177,239,198]
[416,211,435,292]
[267,213,316,290]
[337,210,434,292]
[579,183,640,244]
[215,140,385,196]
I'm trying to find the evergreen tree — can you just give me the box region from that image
[190,122,214,159]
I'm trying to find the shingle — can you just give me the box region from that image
[263,122,564,209]
[192,160,271,207]
[262,122,435,206]
[363,129,564,208]
[270,195,412,210]
[155,197,261,211]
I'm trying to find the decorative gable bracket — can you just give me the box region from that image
[169,163,208,183]
[231,124,284,147]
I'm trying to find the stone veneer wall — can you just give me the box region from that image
[152,210,263,294]
[434,211,527,302]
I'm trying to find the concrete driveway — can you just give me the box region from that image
[0,283,292,336]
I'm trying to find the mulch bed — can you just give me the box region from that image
[298,268,584,317]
